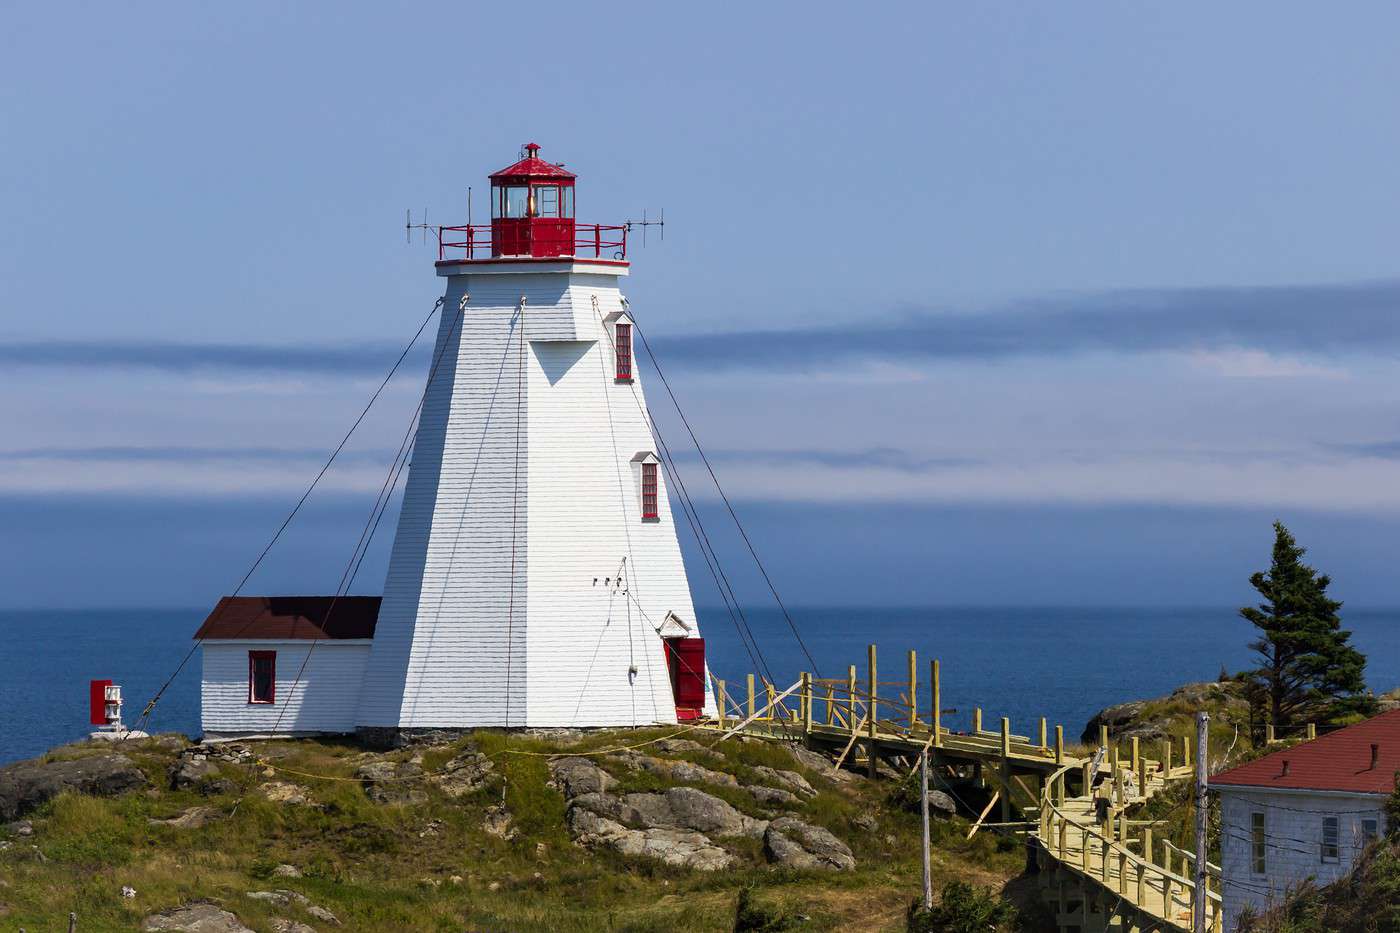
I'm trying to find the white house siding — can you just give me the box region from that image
[357,262,709,729]
[201,641,371,736]
[1219,787,1387,931]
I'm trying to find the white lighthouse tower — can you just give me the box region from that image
[355,144,712,737]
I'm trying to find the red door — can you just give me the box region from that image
[664,637,706,720]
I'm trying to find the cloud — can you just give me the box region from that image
[645,279,1400,369]
[0,446,397,464]
[0,340,423,375]
[1182,349,1351,380]
[674,447,979,472]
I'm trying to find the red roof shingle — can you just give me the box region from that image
[193,596,380,641]
[1211,709,1400,795]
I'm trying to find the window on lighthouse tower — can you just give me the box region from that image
[615,322,633,382]
[641,461,659,520]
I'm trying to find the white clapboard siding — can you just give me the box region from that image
[201,641,371,735]
[357,261,710,729]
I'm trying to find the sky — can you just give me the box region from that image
[2,3,1399,610]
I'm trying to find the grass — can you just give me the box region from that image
[0,731,1028,932]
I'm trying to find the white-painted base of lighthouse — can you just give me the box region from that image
[356,259,713,733]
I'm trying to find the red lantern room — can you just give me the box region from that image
[489,143,577,258]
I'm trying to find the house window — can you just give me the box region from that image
[1362,818,1379,846]
[1321,816,1340,862]
[1251,812,1267,875]
[641,461,658,520]
[248,651,276,705]
[615,322,633,382]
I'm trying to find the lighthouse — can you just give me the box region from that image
[350,144,713,737]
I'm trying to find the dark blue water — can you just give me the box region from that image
[3,607,1398,765]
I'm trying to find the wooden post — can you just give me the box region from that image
[716,679,726,731]
[746,674,755,720]
[847,664,857,730]
[1100,724,1109,751]
[765,680,775,721]
[931,659,941,747]
[1131,736,1140,775]
[907,648,918,729]
[825,684,834,726]
[1101,838,1111,883]
[1143,827,1154,865]
[1137,858,1145,905]
[1182,733,1191,769]
[1193,711,1210,933]
[973,707,983,734]
[867,644,878,778]
[1163,737,1172,775]
[999,717,1012,822]
[1039,717,1047,750]
[1265,723,1275,744]
[1058,818,1067,858]
[1307,722,1317,740]
[1055,725,1064,765]
[801,672,812,734]
[1118,850,1127,895]
[1138,751,1149,803]
[920,749,932,910]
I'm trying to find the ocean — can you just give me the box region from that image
[3,606,1397,766]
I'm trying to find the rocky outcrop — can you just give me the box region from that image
[356,760,425,805]
[1081,680,1250,743]
[546,756,615,798]
[141,902,254,932]
[763,817,856,871]
[746,785,800,807]
[571,787,766,839]
[925,789,958,819]
[749,765,816,799]
[429,748,496,798]
[784,744,859,784]
[567,807,735,871]
[0,753,147,821]
[149,806,221,830]
[247,891,339,926]
[259,782,313,806]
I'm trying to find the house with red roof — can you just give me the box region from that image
[1212,710,1398,930]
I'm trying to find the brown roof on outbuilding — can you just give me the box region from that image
[193,596,380,641]
[1211,709,1400,795]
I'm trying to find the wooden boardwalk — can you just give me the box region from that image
[701,646,1224,933]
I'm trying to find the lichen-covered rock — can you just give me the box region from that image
[750,765,816,798]
[651,738,715,757]
[355,760,426,805]
[763,817,855,871]
[141,902,254,932]
[612,751,739,789]
[0,753,148,821]
[569,787,765,839]
[785,744,859,784]
[431,749,495,798]
[269,920,316,933]
[546,756,615,798]
[1081,680,1250,743]
[925,789,958,819]
[259,782,312,806]
[746,785,800,807]
[482,803,515,840]
[567,807,735,871]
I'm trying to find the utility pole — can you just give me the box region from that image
[1193,711,1210,933]
[920,748,933,910]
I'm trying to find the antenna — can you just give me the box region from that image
[404,207,434,245]
[625,208,666,247]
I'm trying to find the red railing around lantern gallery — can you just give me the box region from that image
[437,223,628,261]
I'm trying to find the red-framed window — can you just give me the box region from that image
[641,461,658,520]
[615,322,633,382]
[248,650,276,704]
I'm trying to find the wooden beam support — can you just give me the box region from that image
[931,658,941,747]
[907,648,918,728]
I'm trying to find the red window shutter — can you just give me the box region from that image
[248,651,276,704]
[641,461,658,519]
[615,322,633,381]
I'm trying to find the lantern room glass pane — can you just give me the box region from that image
[535,185,560,218]
[562,186,574,218]
[503,186,529,218]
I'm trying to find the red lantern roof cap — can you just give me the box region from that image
[489,142,576,181]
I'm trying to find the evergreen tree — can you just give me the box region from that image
[1240,521,1372,729]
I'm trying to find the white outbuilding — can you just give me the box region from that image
[197,144,714,741]
[1213,710,1398,930]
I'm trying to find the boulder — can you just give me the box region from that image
[271,864,303,878]
[612,752,738,789]
[785,745,859,784]
[546,756,615,799]
[925,789,958,819]
[651,738,715,757]
[746,785,800,807]
[482,804,515,840]
[141,902,254,932]
[569,787,765,839]
[763,817,855,871]
[1080,680,1250,743]
[356,760,426,805]
[4,819,34,836]
[430,749,495,798]
[247,891,309,908]
[0,753,148,821]
[749,765,816,798]
[270,920,317,933]
[567,807,734,871]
